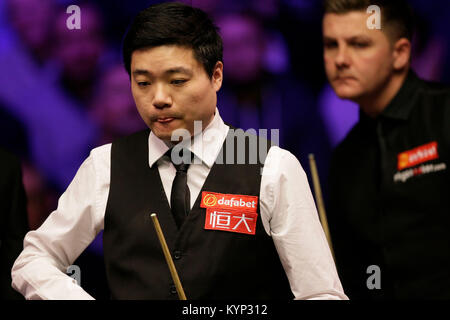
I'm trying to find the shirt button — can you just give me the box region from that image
[170,285,177,295]
[173,250,181,260]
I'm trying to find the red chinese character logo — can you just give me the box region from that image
[205,208,257,235]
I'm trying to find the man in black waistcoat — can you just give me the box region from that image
[323,0,450,299]
[11,2,346,300]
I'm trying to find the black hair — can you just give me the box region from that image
[122,2,223,78]
[323,0,415,41]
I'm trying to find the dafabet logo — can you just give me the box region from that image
[202,193,218,207]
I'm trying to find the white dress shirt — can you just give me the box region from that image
[11,109,348,300]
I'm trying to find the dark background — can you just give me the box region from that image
[0,0,449,299]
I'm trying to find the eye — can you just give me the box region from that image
[351,41,369,48]
[171,79,188,85]
[137,81,150,87]
[324,41,338,49]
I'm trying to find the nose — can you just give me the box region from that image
[152,83,172,109]
[335,44,350,69]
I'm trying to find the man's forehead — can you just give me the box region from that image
[131,45,198,73]
[132,45,195,59]
[323,11,375,37]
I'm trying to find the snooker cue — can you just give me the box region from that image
[151,213,187,300]
[308,154,335,261]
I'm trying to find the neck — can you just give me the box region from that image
[357,70,408,118]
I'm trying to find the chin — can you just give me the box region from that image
[149,125,170,141]
[154,132,172,142]
[153,127,193,144]
[333,86,363,102]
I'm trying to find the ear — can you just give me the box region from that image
[211,61,223,92]
[392,38,411,71]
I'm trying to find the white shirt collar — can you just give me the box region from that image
[148,107,229,168]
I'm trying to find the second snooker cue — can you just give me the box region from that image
[308,154,335,261]
[151,213,187,300]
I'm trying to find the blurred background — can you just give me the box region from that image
[0,0,448,299]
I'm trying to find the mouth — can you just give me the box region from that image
[335,75,356,81]
[155,117,176,123]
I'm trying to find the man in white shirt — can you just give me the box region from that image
[11,2,347,300]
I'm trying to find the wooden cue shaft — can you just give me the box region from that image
[151,213,187,300]
[308,154,335,261]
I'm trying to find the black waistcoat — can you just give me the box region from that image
[103,129,293,299]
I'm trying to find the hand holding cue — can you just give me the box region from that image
[308,154,335,261]
[151,213,187,300]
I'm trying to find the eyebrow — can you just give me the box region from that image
[323,35,371,41]
[132,67,193,77]
[323,36,337,42]
[323,35,374,47]
[132,69,151,76]
[347,35,372,41]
